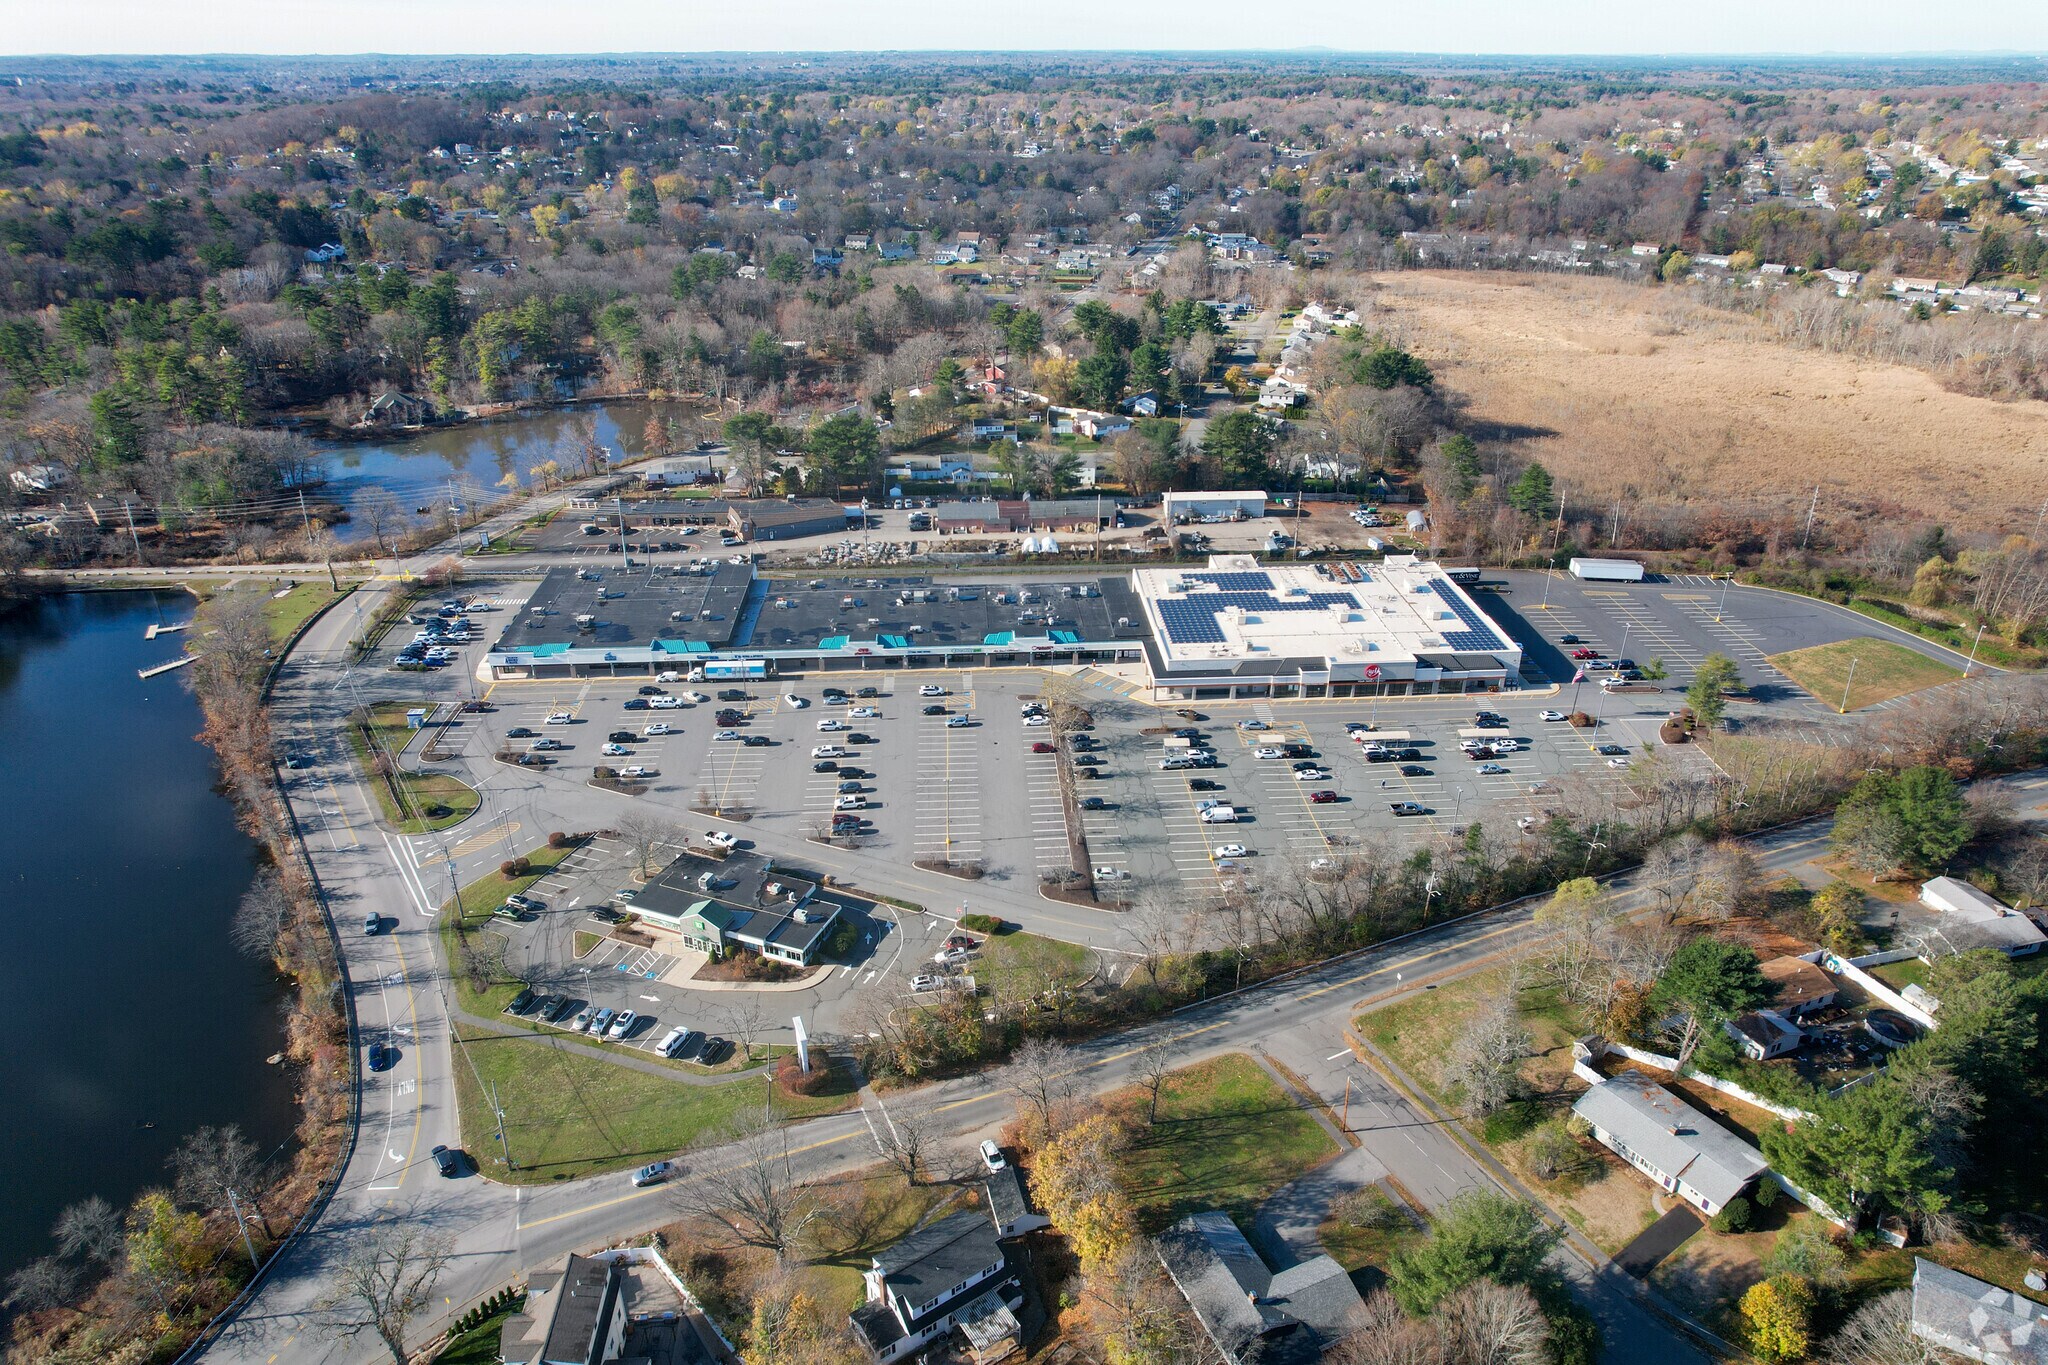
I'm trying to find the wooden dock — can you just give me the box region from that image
[138,655,196,680]
[143,622,192,640]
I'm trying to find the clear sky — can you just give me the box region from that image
[5,0,2046,59]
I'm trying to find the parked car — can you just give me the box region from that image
[1309,790,1339,803]
[622,698,650,711]
[505,893,544,913]
[642,723,674,737]
[602,743,630,756]
[545,711,573,724]
[946,715,972,728]
[849,706,880,719]
[618,765,656,779]
[1478,763,1510,775]
[1596,743,1628,756]
[1253,746,1284,760]
[1399,764,1430,777]
[922,704,947,715]
[1213,844,1250,859]
[918,685,946,696]
[714,730,742,742]
[1031,741,1056,754]
[505,726,537,738]
[742,735,771,746]
[782,693,807,708]
[590,1008,616,1036]
[980,1140,1008,1173]
[816,718,848,732]
[504,988,536,1015]
[1189,778,1222,791]
[606,1010,639,1041]
[657,1027,700,1059]
[1081,796,1107,810]
[1238,719,1269,731]
[705,831,740,850]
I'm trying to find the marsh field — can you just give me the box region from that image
[1369,270,2048,529]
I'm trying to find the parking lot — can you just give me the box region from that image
[372,565,1970,917]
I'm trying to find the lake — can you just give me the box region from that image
[0,591,297,1281]
[318,399,704,540]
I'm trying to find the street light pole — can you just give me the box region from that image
[1715,572,1733,623]
[1963,623,1987,678]
[1838,657,1859,715]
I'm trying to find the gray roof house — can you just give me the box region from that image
[1153,1211,1367,1364]
[1572,1069,1767,1217]
[498,1253,625,1365]
[850,1176,1042,1364]
[1918,878,2047,959]
[1911,1257,2048,1363]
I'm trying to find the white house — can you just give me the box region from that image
[1919,878,2046,958]
[1572,1069,1767,1217]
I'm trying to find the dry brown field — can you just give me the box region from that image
[1367,271,2048,529]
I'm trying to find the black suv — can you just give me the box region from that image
[718,689,750,702]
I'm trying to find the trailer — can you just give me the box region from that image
[1568,557,1645,583]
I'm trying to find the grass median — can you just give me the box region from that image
[1769,636,1961,712]
[346,699,480,834]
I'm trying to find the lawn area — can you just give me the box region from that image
[1317,1185,1424,1276]
[1768,637,1961,712]
[345,700,480,833]
[1870,958,1933,992]
[259,580,352,646]
[974,930,1092,1001]
[431,1297,523,1364]
[448,1029,858,1183]
[1116,1053,1339,1232]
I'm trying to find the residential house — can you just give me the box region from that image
[879,242,916,263]
[890,457,978,484]
[8,463,68,494]
[1910,1257,2048,1363]
[849,1178,1038,1364]
[1153,1211,1368,1364]
[1120,392,1160,418]
[1727,1009,1805,1061]
[843,234,872,252]
[1919,878,2046,958]
[362,390,436,427]
[628,850,844,966]
[498,1253,626,1365]
[1760,956,1838,1017]
[1046,406,1130,440]
[1571,1068,1767,1217]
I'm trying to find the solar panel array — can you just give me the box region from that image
[1186,571,1275,591]
[1156,591,1356,644]
[1425,580,1505,652]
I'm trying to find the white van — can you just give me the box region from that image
[657,1026,699,1059]
[1199,805,1238,824]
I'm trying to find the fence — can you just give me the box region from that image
[1825,949,1939,1030]
[1580,1037,1817,1122]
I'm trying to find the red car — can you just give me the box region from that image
[1570,647,1601,660]
[1030,741,1055,754]
[1308,790,1340,804]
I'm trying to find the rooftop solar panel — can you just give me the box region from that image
[1186,571,1275,591]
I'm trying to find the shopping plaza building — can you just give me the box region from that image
[481,553,1521,699]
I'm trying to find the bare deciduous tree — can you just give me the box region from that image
[1441,980,1531,1117]
[870,1095,943,1186]
[4,1257,84,1316]
[617,814,683,879]
[998,1036,1082,1135]
[718,994,771,1064]
[1443,1279,1550,1365]
[52,1197,124,1269]
[1133,1034,1181,1124]
[171,1123,274,1242]
[671,1101,822,1268]
[229,869,292,960]
[1816,1288,1945,1365]
[316,1222,454,1365]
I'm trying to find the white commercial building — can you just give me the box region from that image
[1161,490,1266,524]
[1122,554,1523,700]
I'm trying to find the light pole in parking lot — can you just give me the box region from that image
[1714,573,1734,623]
[1963,623,1988,679]
[1837,657,1859,715]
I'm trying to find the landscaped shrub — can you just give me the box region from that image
[960,913,1007,934]
[499,857,529,879]
[1754,1179,1779,1209]
[1711,1195,1753,1234]
[776,1047,835,1095]
[547,831,567,848]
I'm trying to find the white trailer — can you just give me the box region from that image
[1568,557,1645,583]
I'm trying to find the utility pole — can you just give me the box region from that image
[1537,483,1566,612]
[1342,1075,1351,1133]
[224,1187,259,1270]
[1963,623,1987,679]
[1801,484,1820,550]
[297,488,314,539]
[1715,571,1734,623]
[615,492,629,572]
[122,498,144,563]
[489,1081,513,1171]
[2032,495,2047,546]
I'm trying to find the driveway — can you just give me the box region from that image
[1612,1203,1703,1278]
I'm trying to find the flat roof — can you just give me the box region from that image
[493,562,756,656]
[632,850,836,955]
[1129,554,1520,677]
[492,569,1145,665]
